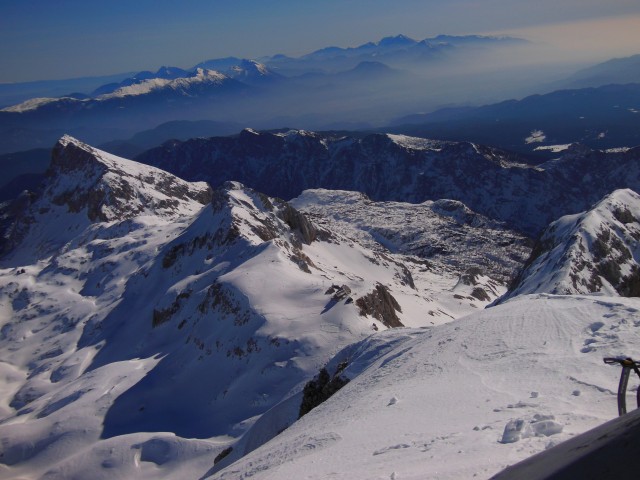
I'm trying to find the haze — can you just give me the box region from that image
[2,0,640,83]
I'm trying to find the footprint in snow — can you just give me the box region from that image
[388,396,398,406]
[373,444,411,456]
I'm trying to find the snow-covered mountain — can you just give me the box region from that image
[0,136,507,479]
[0,57,278,115]
[96,68,232,100]
[1,134,213,257]
[501,188,640,301]
[91,66,191,96]
[225,60,282,85]
[90,61,280,98]
[2,68,240,112]
[291,189,530,283]
[1,135,639,479]
[138,130,640,236]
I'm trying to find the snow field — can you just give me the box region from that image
[213,294,640,479]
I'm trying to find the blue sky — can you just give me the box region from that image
[1,0,640,83]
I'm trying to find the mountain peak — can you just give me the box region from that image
[227,59,279,83]
[207,180,320,247]
[377,34,417,47]
[48,136,212,222]
[501,188,640,301]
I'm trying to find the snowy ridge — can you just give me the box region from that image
[502,188,640,301]
[97,68,229,99]
[0,69,235,112]
[291,188,530,283]
[0,97,82,113]
[139,129,640,236]
[386,133,450,151]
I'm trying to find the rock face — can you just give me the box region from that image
[49,135,212,222]
[1,135,212,259]
[280,203,317,244]
[356,283,404,328]
[501,189,640,301]
[137,130,640,235]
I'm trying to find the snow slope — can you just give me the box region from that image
[97,68,229,100]
[0,97,82,113]
[211,293,640,480]
[292,188,530,283]
[502,188,640,301]
[0,137,502,479]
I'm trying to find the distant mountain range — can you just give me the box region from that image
[1,35,639,173]
[560,54,640,89]
[259,34,526,75]
[0,71,136,108]
[5,128,640,238]
[91,66,192,96]
[390,83,640,156]
[0,34,543,155]
[0,68,249,154]
[134,129,640,236]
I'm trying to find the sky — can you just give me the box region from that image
[1,0,640,83]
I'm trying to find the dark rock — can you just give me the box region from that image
[356,283,404,328]
[299,367,350,419]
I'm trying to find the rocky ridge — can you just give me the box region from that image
[291,188,531,283]
[0,135,212,260]
[501,188,640,301]
[137,130,640,236]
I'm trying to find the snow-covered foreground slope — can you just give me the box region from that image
[212,294,640,480]
[0,137,505,479]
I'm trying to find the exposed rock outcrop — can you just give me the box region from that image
[500,189,640,301]
[280,204,317,244]
[356,283,404,328]
[138,130,640,236]
[48,135,212,222]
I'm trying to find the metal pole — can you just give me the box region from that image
[618,366,631,416]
